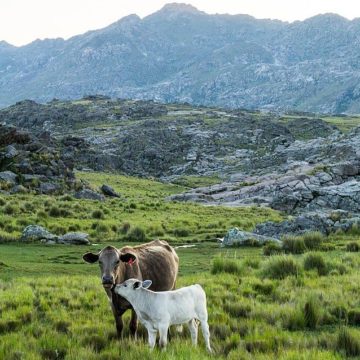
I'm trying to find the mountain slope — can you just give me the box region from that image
[1,4,360,113]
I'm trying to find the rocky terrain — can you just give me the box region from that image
[2,96,360,239]
[1,4,360,113]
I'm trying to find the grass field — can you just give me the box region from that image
[1,172,360,359]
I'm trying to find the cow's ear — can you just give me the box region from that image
[142,280,152,289]
[133,281,142,290]
[83,252,99,263]
[119,252,137,264]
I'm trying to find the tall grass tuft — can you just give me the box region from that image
[336,327,360,357]
[262,255,300,279]
[211,257,243,275]
[302,231,325,250]
[303,253,328,276]
[282,235,306,254]
[304,295,321,329]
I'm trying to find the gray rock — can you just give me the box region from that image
[100,184,120,198]
[5,145,18,159]
[39,182,60,194]
[0,171,17,185]
[10,185,28,194]
[21,225,58,242]
[74,189,105,201]
[221,227,281,247]
[58,232,90,245]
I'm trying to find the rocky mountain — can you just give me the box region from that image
[1,4,360,113]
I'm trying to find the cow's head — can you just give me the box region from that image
[83,246,137,289]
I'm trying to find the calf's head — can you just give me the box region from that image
[82,246,137,289]
[113,278,152,298]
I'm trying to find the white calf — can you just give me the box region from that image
[113,278,212,352]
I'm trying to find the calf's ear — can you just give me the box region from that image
[83,252,99,263]
[119,252,137,264]
[142,280,152,289]
[133,281,142,289]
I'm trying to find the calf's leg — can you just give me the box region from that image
[158,324,169,350]
[187,319,198,346]
[147,327,157,350]
[200,320,212,353]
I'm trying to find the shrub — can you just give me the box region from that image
[304,295,320,329]
[173,228,190,237]
[302,231,325,249]
[4,204,18,215]
[303,253,328,275]
[252,280,274,295]
[336,327,360,357]
[224,302,251,318]
[126,226,146,242]
[263,255,300,279]
[346,241,360,252]
[263,241,283,256]
[282,236,306,254]
[0,198,6,206]
[211,257,243,275]
[348,309,360,326]
[48,206,61,217]
[120,222,131,234]
[91,210,105,219]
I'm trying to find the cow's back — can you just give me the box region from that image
[137,240,179,291]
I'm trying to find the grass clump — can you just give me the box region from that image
[303,253,328,275]
[263,241,282,256]
[262,255,300,279]
[211,257,243,275]
[346,241,360,252]
[282,235,306,254]
[302,231,325,249]
[304,295,321,329]
[91,209,105,219]
[336,327,360,357]
[126,226,146,242]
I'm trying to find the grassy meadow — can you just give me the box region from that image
[1,172,360,359]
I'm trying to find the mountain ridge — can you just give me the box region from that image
[1,4,360,113]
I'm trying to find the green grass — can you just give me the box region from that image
[0,171,282,244]
[2,172,360,359]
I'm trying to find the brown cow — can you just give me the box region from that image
[82,240,179,337]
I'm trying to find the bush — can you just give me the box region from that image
[282,236,306,254]
[120,222,131,234]
[48,206,61,217]
[346,241,360,252]
[211,257,243,275]
[336,327,360,357]
[263,255,300,279]
[303,253,328,276]
[173,228,190,237]
[348,309,360,326]
[263,241,283,256]
[302,231,325,250]
[304,295,320,329]
[4,204,18,215]
[126,226,146,242]
[91,210,105,219]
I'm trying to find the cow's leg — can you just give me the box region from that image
[129,309,138,337]
[111,304,125,338]
[158,324,169,350]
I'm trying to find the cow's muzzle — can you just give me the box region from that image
[102,275,114,288]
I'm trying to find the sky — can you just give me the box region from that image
[1,0,360,46]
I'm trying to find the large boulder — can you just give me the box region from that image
[74,189,105,201]
[21,225,58,242]
[58,232,90,245]
[221,227,281,247]
[100,184,120,198]
[0,171,17,185]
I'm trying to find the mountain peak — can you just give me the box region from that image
[159,3,202,14]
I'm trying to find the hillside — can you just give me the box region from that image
[1,4,360,113]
